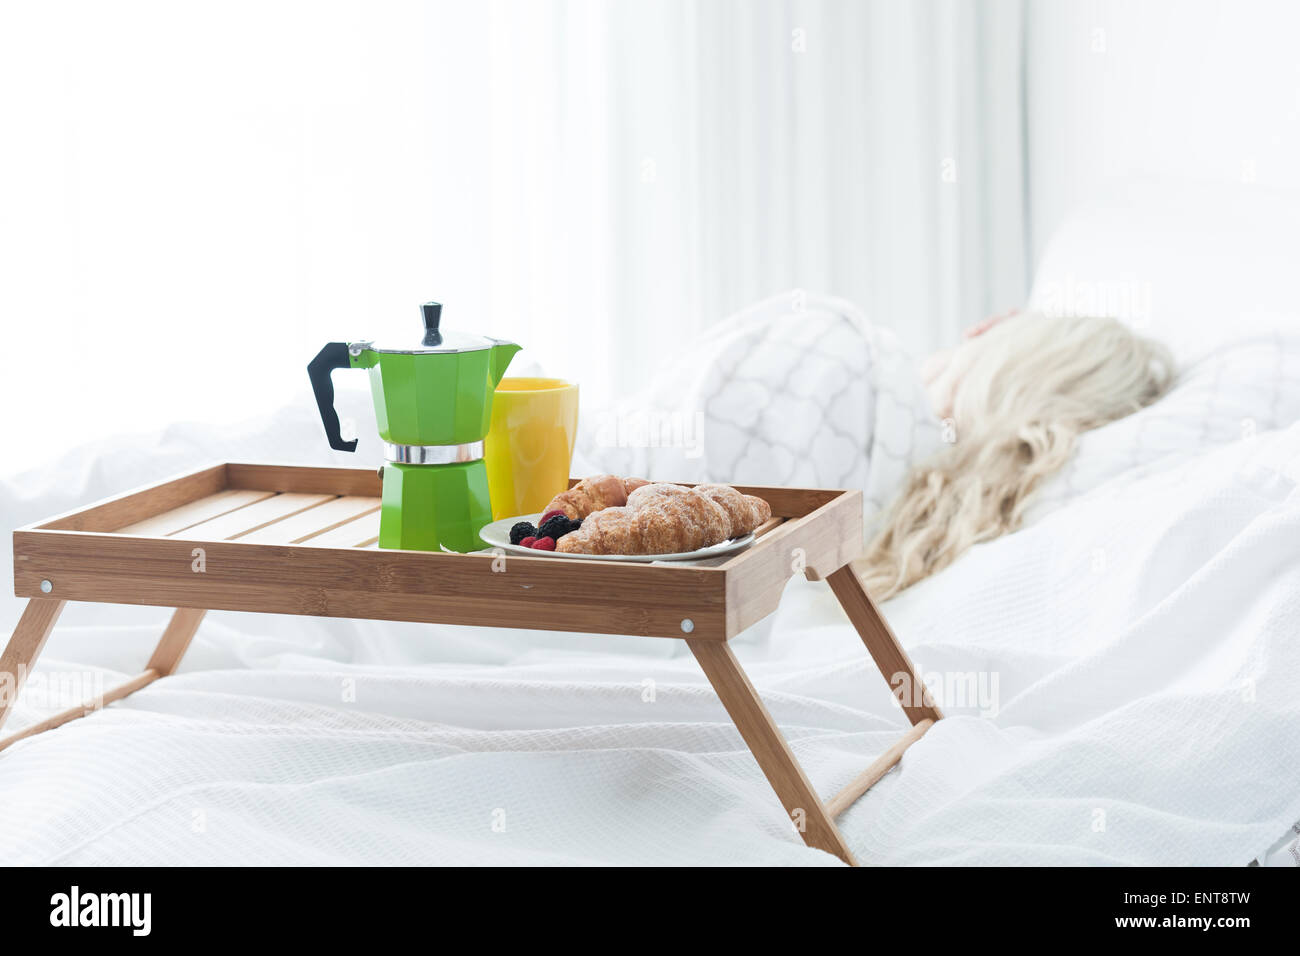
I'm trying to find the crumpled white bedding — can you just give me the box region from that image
[880,421,1300,865]
[1,392,1298,865]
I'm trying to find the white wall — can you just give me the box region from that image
[1025,0,1300,263]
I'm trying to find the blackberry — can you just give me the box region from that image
[509,521,538,545]
[539,514,583,540]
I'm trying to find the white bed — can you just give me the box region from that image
[1,181,1298,866]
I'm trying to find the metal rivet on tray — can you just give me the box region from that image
[680,618,694,633]
[40,579,52,593]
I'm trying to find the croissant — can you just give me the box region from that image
[543,474,651,519]
[557,482,772,555]
[690,483,772,537]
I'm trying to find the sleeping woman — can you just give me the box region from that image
[581,293,1174,599]
[859,309,1173,598]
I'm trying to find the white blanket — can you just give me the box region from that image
[1,401,1297,865]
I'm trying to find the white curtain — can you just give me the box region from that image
[0,0,1029,467]
[484,0,1030,402]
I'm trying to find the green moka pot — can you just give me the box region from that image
[308,302,521,552]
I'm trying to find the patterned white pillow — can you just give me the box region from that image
[1025,330,1300,523]
[577,290,942,524]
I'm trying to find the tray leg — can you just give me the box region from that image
[0,605,206,753]
[688,563,944,862]
[687,638,858,865]
[0,598,66,734]
[828,563,944,725]
[145,607,207,677]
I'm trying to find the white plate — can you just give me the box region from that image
[479,513,755,562]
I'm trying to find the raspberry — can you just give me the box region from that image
[539,509,567,523]
[519,536,536,548]
[531,536,556,551]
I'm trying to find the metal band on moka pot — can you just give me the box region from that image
[383,441,485,465]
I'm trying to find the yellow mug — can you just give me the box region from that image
[484,377,580,520]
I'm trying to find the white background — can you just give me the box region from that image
[2,0,1299,471]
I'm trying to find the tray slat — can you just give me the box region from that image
[180,493,336,541]
[303,511,382,548]
[302,511,381,548]
[115,488,276,537]
[239,496,381,545]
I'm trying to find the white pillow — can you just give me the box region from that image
[1024,178,1300,519]
[1025,333,1300,523]
[1027,177,1300,365]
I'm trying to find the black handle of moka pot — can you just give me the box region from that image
[307,342,359,452]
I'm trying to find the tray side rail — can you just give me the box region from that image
[13,530,730,640]
[718,488,864,637]
[27,463,229,533]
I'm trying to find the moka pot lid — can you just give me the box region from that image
[350,302,512,355]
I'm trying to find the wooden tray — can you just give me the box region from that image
[3,462,942,866]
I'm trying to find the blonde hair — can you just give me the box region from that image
[859,313,1174,600]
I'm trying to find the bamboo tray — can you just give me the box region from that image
[3,462,941,866]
